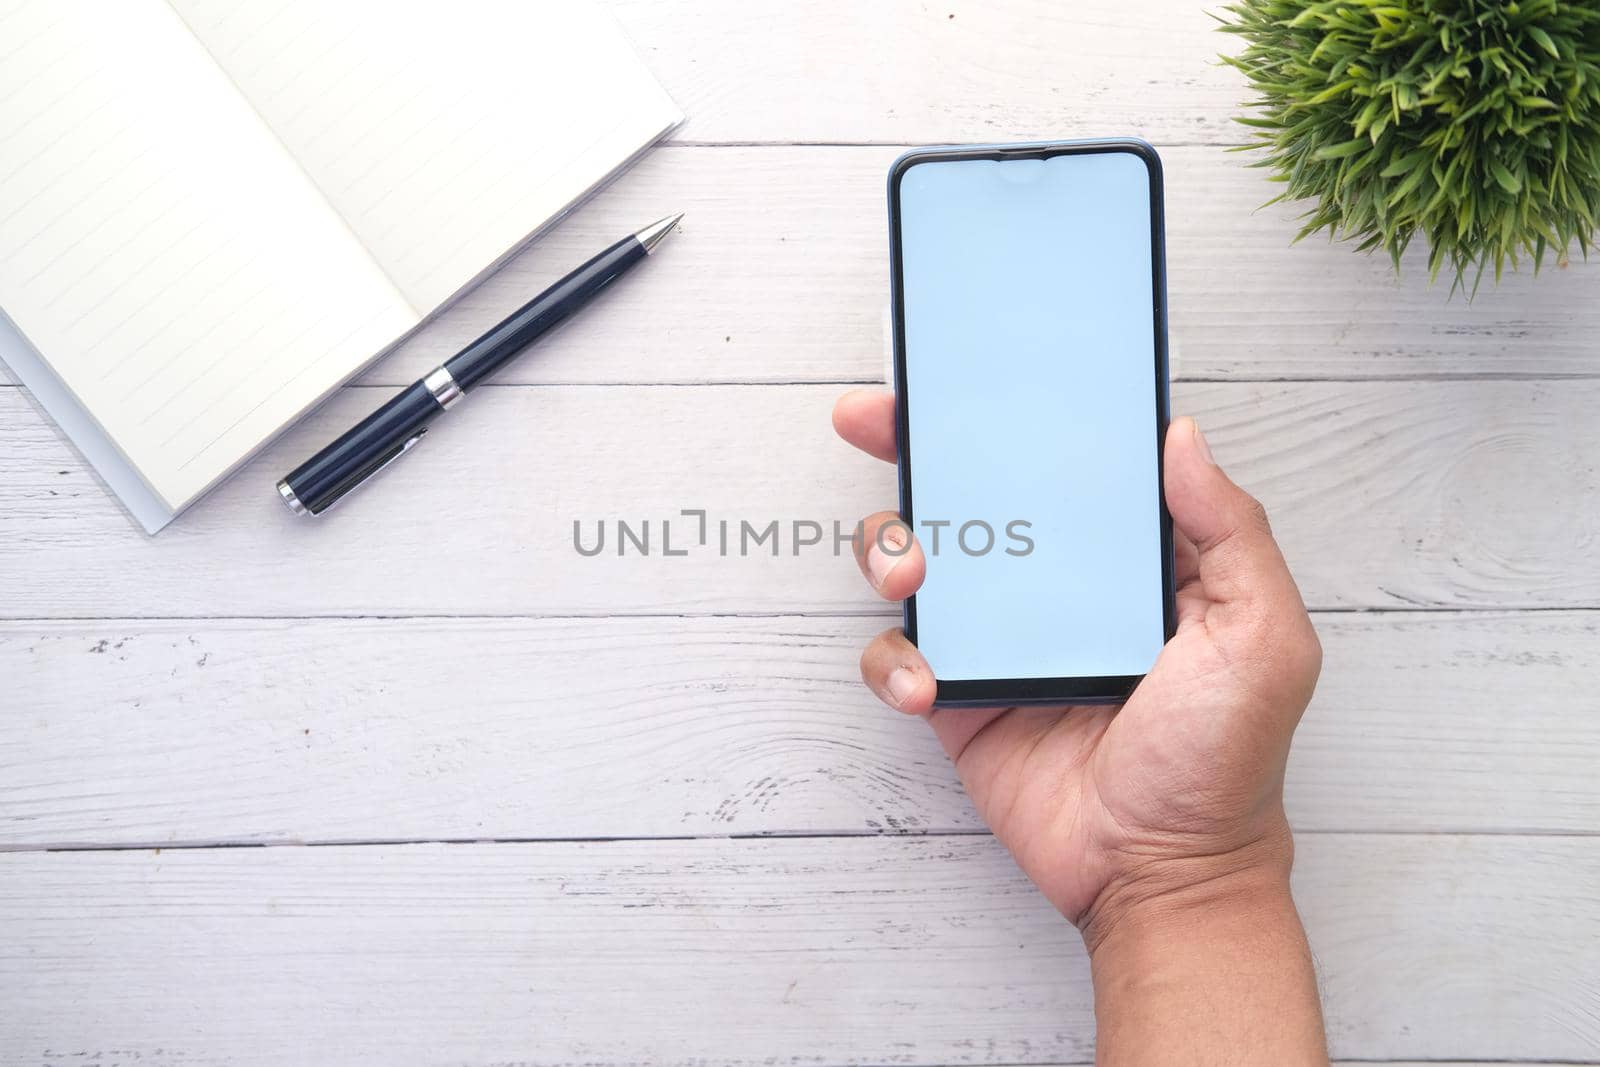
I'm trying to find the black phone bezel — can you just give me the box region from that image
[886,138,1179,708]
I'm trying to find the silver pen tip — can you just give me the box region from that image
[635,212,684,254]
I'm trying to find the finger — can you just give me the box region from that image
[1172,523,1200,587]
[860,627,936,714]
[832,389,898,463]
[1171,526,1208,629]
[1163,416,1304,612]
[853,511,926,601]
[1162,417,1322,707]
[931,704,1110,807]
[926,705,1035,772]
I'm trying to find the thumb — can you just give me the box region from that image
[1164,416,1300,609]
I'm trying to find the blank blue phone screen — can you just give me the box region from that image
[897,149,1166,682]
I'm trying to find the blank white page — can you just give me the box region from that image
[0,0,417,511]
[170,0,684,312]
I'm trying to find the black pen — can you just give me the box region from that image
[276,214,683,515]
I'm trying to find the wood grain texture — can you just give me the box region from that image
[2,835,1596,1064]
[2,380,1596,618]
[10,144,1596,394]
[363,147,1600,386]
[3,4,1597,1063]
[611,0,1248,146]
[2,612,1596,847]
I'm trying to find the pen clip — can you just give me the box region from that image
[315,428,428,516]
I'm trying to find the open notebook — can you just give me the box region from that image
[0,0,681,532]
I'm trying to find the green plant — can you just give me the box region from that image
[1218,0,1600,291]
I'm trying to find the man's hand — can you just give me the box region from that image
[833,389,1329,1065]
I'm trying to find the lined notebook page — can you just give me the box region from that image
[169,0,683,312]
[0,0,417,511]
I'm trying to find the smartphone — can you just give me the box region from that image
[887,138,1177,707]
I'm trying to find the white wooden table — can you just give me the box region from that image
[4,3,1599,1063]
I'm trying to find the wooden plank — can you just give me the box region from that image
[2,379,1597,618]
[611,0,1249,147]
[1,835,1595,1063]
[265,145,1600,385]
[1291,612,1600,835]
[1195,379,1600,611]
[10,144,1596,393]
[1,612,1596,847]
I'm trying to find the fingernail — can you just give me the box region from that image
[867,525,907,587]
[1193,421,1216,466]
[867,543,897,587]
[886,667,920,708]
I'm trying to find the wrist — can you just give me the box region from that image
[1079,822,1296,960]
[1081,823,1328,1066]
